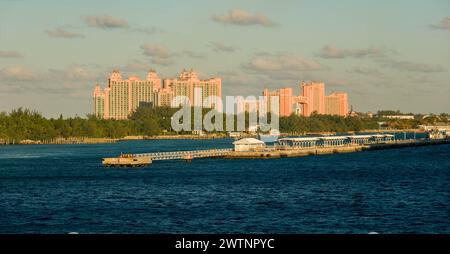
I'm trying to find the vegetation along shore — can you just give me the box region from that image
[0,107,448,145]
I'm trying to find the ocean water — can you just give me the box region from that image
[0,139,449,234]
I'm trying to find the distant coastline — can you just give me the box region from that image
[0,129,428,146]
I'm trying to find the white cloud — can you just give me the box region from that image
[150,58,176,66]
[117,60,152,74]
[209,41,236,53]
[430,16,450,30]
[48,65,102,81]
[181,50,205,59]
[45,28,85,39]
[139,44,194,65]
[212,9,278,27]
[84,15,129,29]
[243,53,325,73]
[347,67,383,76]
[378,59,445,73]
[316,45,389,59]
[0,50,22,58]
[140,44,173,59]
[0,66,40,81]
[131,26,163,35]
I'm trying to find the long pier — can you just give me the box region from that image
[133,149,233,160]
[102,138,450,167]
[102,149,233,167]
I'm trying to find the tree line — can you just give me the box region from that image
[0,107,447,143]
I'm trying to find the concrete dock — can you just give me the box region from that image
[224,139,450,159]
[102,149,232,167]
[102,138,450,167]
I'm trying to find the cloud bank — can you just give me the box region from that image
[378,59,445,73]
[316,45,388,59]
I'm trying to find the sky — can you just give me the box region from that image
[0,0,449,117]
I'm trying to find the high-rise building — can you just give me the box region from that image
[163,69,221,109]
[94,69,222,119]
[325,92,348,116]
[262,87,293,117]
[153,87,174,107]
[261,81,348,117]
[93,84,106,118]
[93,70,161,119]
[301,81,325,116]
[236,97,262,115]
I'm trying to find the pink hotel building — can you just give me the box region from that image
[94,69,221,119]
[240,81,348,117]
[94,69,348,119]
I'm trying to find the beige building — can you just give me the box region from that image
[163,69,221,108]
[301,81,326,116]
[259,81,348,117]
[233,138,265,152]
[325,92,349,116]
[94,70,161,119]
[94,69,222,119]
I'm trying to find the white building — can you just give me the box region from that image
[384,115,414,120]
[233,138,265,152]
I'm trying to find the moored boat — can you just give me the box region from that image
[258,129,281,143]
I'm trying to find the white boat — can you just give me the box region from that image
[258,129,281,143]
[427,129,447,140]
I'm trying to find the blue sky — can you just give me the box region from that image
[0,0,449,117]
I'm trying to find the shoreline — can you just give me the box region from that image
[0,129,427,146]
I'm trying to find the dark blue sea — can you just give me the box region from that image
[0,138,449,233]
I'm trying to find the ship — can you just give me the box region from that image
[426,129,449,140]
[258,129,281,143]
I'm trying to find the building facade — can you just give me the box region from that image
[236,97,262,115]
[259,81,348,117]
[163,69,221,109]
[325,92,349,116]
[93,70,161,119]
[94,69,221,119]
[262,87,293,116]
[301,81,326,116]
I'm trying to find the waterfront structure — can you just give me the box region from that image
[233,138,265,152]
[277,134,395,148]
[260,81,348,117]
[384,115,415,120]
[100,133,450,167]
[94,69,221,119]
